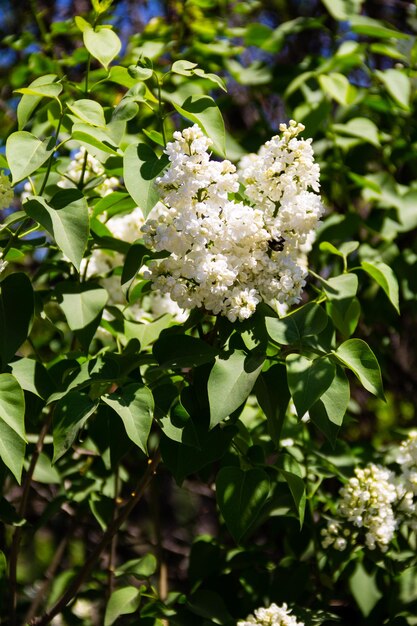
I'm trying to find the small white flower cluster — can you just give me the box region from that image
[142,122,323,322]
[322,432,417,553]
[58,147,119,196]
[0,171,13,210]
[396,430,417,495]
[238,602,304,626]
[322,464,397,552]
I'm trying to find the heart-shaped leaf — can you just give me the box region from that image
[216,466,270,543]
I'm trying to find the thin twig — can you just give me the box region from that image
[24,520,74,623]
[9,410,53,626]
[0,218,31,261]
[150,477,169,626]
[39,114,63,197]
[107,466,120,599]
[29,451,161,626]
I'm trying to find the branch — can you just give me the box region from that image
[9,410,53,626]
[29,451,161,626]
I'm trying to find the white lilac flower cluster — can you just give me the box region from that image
[322,432,417,553]
[58,147,119,196]
[237,603,304,626]
[321,464,397,552]
[396,430,417,495]
[0,171,13,210]
[142,122,323,322]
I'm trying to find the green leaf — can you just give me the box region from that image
[286,355,335,418]
[225,59,271,86]
[350,15,409,40]
[142,128,164,146]
[277,454,306,525]
[0,373,26,483]
[309,367,350,445]
[53,391,97,462]
[254,363,290,449]
[55,282,108,350]
[68,99,106,127]
[370,43,406,60]
[0,273,34,369]
[333,117,380,147]
[92,191,136,219]
[160,424,236,485]
[323,273,360,337]
[24,190,89,271]
[350,561,382,617]
[320,241,359,260]
[112,99,139,122]
[31,452,60,484]
[192,68,227,92]
[361,260,400,314]
[121,242,147,294]
[188,590,233,624]
[91,0,114,15]
[10,358,54,400]
[105,66,138,88]
[104,586,141,626]
[323,273,358,300]
[216,467,270,543]
[128,65,153,80]
[265,302,328,346]
[6,131,55,184]
[124,316,174,350]
[72,123,119,156]
[15,84,62,99]
[55,282,108,331]
[318,73,356,106]
[375,68,410,109]
[123,143,168,217]
[102,383,154,454]
[16,74,59,129]
[84,26,122,70]
[320,0,349,20]
[116,554,157,578]
[159,399,199,448]
[348,173,381,193]
[153,334,218,369]
[208,350,265,428]
[171,60,198,75]
[333,338,385,400]
[172,95,226,157]
[75,15,91,32]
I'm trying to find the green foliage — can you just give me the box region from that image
[216,467,270,543]
[6,131,55,183]
[123,144,169,216]
[0,374,26,482]
[1,1,417,624]
[25,191,89,270]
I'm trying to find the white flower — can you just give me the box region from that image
[0,172,13,209]
[238,602,304,626]
[142,123,323,322]
[82,206,188,328]
[396,430,417,495]
[105,207,145,243]
[323,463,397,552]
